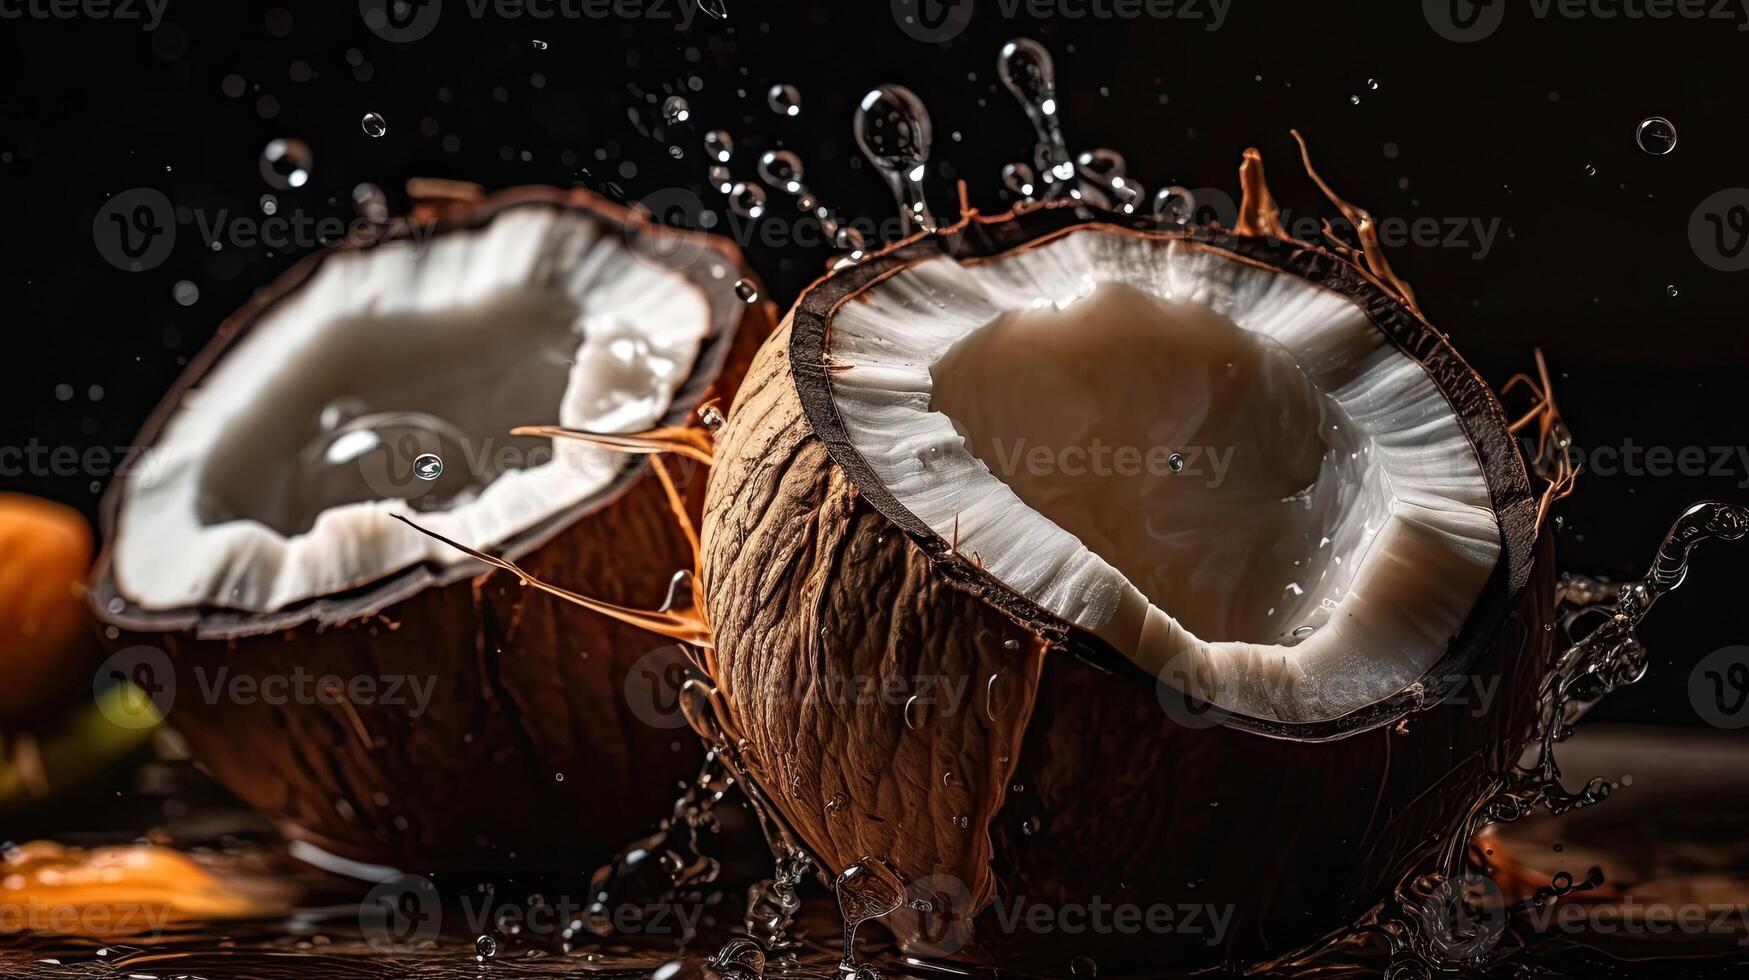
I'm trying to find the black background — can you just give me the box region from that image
[1,0,1745,727]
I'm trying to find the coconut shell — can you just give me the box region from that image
[700,205,1553,970]
[89,187,774,870]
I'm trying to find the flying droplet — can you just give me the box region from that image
[1583,163,1597,176]
[757,149,804,193]
[853,84,937,234]
[351,182,388,222]
[1635,116,1677,155]
[414,454,444,481]
[1153,186,1195,226]
[475,935,497,960]
[259,137,313,189]
[532,39,548,50]
[734,279,759,303]
[698,0,727,20]
[661,95,691,125]
[1002,161,1038,198]
[728,181,767,218]
[707,165,733,194]
[361,112,388,138]
[1167,452,1186,472]
[703,129,733,163]
[834,225,866,251]
[1666,284,1679,298]
[767,83,801,118]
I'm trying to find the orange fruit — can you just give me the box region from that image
[0,494,97,719]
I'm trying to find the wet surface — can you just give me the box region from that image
[4,729,1749,979]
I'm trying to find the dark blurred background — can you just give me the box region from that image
[1,0,1745,726]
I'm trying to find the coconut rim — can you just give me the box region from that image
[788,201,1539,741]
[90,186,764,640]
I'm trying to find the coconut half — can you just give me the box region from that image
[90,187,773,869]
[700,179,1551,968]
[825,230,1505,731]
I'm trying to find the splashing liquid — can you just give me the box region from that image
[997,38,1076,201]
[853,85,938,235]
[1266,501,1749,976]
[834,858,908,979]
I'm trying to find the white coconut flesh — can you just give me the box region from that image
[112,206,718,614]
[827,231,1502,725]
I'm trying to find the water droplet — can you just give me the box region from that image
[1583,163,1597,176]
[259,137,312,189]
[834,225,866,251]
[1076,147,1125,179]
[853,84,937,234]
[697,404,726,432]
[704,129,733,163]
[361,112,387,138]
[698,0,728,20]
[998,37,1075,200]
[1349,94,1361,106]
[1635,116,1677,155]
[172,280,200,306]
[532,39,548,50]
[414,453,444,481]
[903,694,928,730]
[1167,452,1185,472]
[1153,185,1195,226]
[259,194,278,216]
[757,149,805,193]
[1666,284,1679,298]
[1021,815,1042,836]
[661,95,691,125]
[1367,77,1379,90]
[1002,638,1019,651]
[708,165,733,194]
[475,935,498,959]
[767,83,801,117]
[1070,955,1099,977]
[351,182,388,222]
[734,279,759,303]
[728,181,767,218]
[1002,161,1038,198]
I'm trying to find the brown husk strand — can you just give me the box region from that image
[88,187,774,870]
[700,182,1550,968]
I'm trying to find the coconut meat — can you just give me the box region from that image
[826,231,1501,725]
[113,206,718,614]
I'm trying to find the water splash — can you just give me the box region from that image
[853,85,938,235]
[996,38,1075,201]
[1383,501,1745,974]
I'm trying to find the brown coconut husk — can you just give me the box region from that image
[88,187,774,871]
